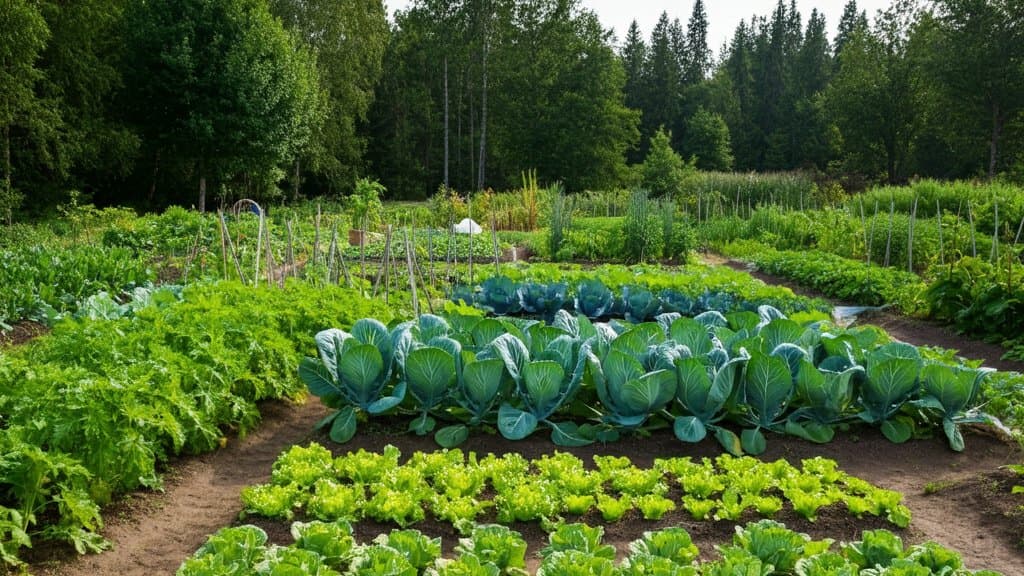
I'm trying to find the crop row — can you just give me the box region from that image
[722,240,1024,364]
[459,263,825,315]
[720,240,927,313]
[0,243,154,327]
[303,306,997,454]
[450,275,825,322]
[178,519,1001,575]
[0,281,398,567]
[241,445,910,529]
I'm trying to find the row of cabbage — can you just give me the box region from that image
[178,519,1002,576]
[301,307,998,454]
[241,445,910,529]
[449,275,825,322]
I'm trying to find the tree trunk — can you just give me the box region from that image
[2,124,11,225]
[477,5,488,191]
[199,174,207,213]
[989,101,1002,180]
[444,55,450,190]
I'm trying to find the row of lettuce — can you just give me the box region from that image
[178,518,1002,575]
[302,305,1004,455]
[241,445,911,529]
[0,281,398,568]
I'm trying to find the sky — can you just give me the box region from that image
[385,0,895,54]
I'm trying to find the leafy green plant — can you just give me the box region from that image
[299,319,406,443]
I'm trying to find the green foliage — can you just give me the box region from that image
[122,0,323,209]
[641,129,694,199]
[722,240,927,313]
[622,191,665,263]
[348,178,387,230]
[243,445,909,533]
[178,519,1006,576]
[0,280,394,565]
[685,108,734,171]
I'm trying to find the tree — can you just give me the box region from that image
[0,0,54,222]
[828,2,922,183]
[122,0,323,211]
[684,0,711,85]
[685,108,734,171]
[920,0,1024,178]
[642,127,693,197]
[621,20,648,163]
[834,0,869,59]
[639,13,682,154]
[270,0,388,195]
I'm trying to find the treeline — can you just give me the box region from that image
[1,0,1022,216]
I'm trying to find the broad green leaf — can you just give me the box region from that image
[881,417,913,443]
[548,421,594,447]
[714,427,744,456]
[338,344,385,406]
[408,414,436,436]
[675,357,711,417]
[300,357,341,399]
[491,334,530,384]
[522,361,565,415]
[611,323,665,358]
[674,416,707,443]
[943,418,964,452]
[329,406,357,443]
[743,353,793,428]
[462,358,505,408]
[759,319,804,351]
[920,364,975,418]
[784,419,835,443]
[352,318,392,360]
[862,358,919,422]
[405,347,456,408]
[497,404,539,440]
[741,428,766,455]
[622,370,676,414]
[670,317,713,357]
[435,425,469,448]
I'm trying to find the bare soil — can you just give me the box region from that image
[0,320,49,347]
[29,401,1024,575]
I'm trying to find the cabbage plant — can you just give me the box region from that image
[299,319,406,443]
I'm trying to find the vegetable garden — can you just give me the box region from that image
[1,184,1023,575]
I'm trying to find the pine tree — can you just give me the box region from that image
[684,0,711,85]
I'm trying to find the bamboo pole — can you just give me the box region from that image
[286,219,296,278]
[884,197,894,268]
[326,222,338,284]
[491,213,500,276]
[254,212,264,287]
[991,198,999,263]
[907,195,918,273]
[312,203,321,266]
[936,199,945,265]
[405,228,420,317]
[967,199,977,257]
[219,211,245,283]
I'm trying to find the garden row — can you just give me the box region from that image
[178,517,1002,575]
[720,240,1024,360]
[0,280,399,568]
[449,274,825,323]
[302,305,1002,454]
[242,445,910,528]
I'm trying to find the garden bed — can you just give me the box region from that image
[29,402,1023,575]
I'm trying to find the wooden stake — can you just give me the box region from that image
[219,211,245,283]
[405,229,419,317]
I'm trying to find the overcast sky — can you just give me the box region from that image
[385,0,895,54]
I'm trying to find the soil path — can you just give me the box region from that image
[32,399,331,576]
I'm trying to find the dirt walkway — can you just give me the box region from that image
[32,399,330,576]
